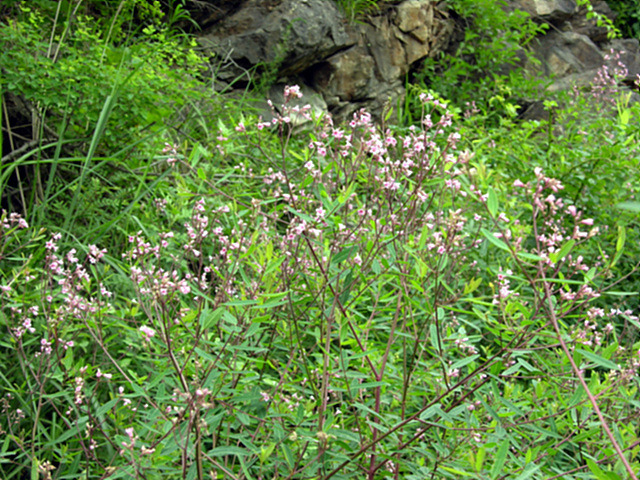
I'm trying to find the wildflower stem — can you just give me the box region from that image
[541,279,639,480]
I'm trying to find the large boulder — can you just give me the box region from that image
[198,0,354,86]
[197,0,452,122]
[194,0,638,123]
[536,31,604,79]
[512,0,577,23]
[521,0,637,93]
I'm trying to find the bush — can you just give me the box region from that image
[0,1,208,241]
[2,2,640,479]
[1,86,639,479]
[606,0,640,40]
[409,0,548,125]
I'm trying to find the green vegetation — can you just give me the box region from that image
[606,0,640,39]
[1,1,639,480]
[414,0,548,123]
[335,0,382,23]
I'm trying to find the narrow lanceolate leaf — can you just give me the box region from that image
[513,464,541,480]
[331,245,357,265]
[481,228,509,251]
[490,439,509,479]
[616,201,640,213]
[208,446,249,456]
[586,458,611,480]
[551,239,575,263]
[616,225,626,253]
[516,251,544,262]
[487,187,499,217]
[575,349,619,370]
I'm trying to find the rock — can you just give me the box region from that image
[604,38,640,79]
[192,0,637,124]
[196,0,452,122]
[512,0,577,23]
[198,0,353,85]
[520,0,633,96]
[310,0,451,121]
[256,83,329,128]
[536,31,604,78]
[395,0,432,42]
[180,0,244,31]
[566,0,616,43]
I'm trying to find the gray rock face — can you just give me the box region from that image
[537,31,604,78]
[607,38,640,78]
[198,0,452,122]
[515,0,639,107]
[196,0,640,123]
[199,0,353,84]
[514,0,577,22]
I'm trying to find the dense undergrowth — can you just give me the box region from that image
[1,1,640,479]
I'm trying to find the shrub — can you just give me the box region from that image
[0,1,208,240]
[1,87,639,480]
[408,0,548,125]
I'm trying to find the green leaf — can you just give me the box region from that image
[253,297,288,310]
[490,439,509,478]
[225,299,259,307]
[208,446,249,456]
[440,466,474,476]
[464,277,482,294]
[586,458,611,480]
[418,221,430,249]
[331,246,357,265]
[200,307,224,330]
[450,354,479,370]
[259,443,276,464]
[616,225,626,253]
[481,228,509,251]
[616,201,640,213]
[516,251,544,262]
[514,464,540,480]
[194,347,217,363]
[239,455,255,480]
[476,446,486,472]
[282,444,295,469]
[354,381,389,389]
[222,311,238,325]
[550,239,575,263]
[318,183,333,211]
[95,398,119,418]
[487,187,498,217]
[430,324,440,352]
[575,349,619,370]
[372,259,381,274]
[45,416,89,446]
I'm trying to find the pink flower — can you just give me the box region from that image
[284,85,303,99]
[139,325,156,341]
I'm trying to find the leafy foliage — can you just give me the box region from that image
[411,0,548,124]
[0,0,209,246]
[334,0,382,23]
[607,0,640,39]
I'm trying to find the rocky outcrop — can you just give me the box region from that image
[193,0,640,123]
[515,0,639,89]
[197,0,452,122]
